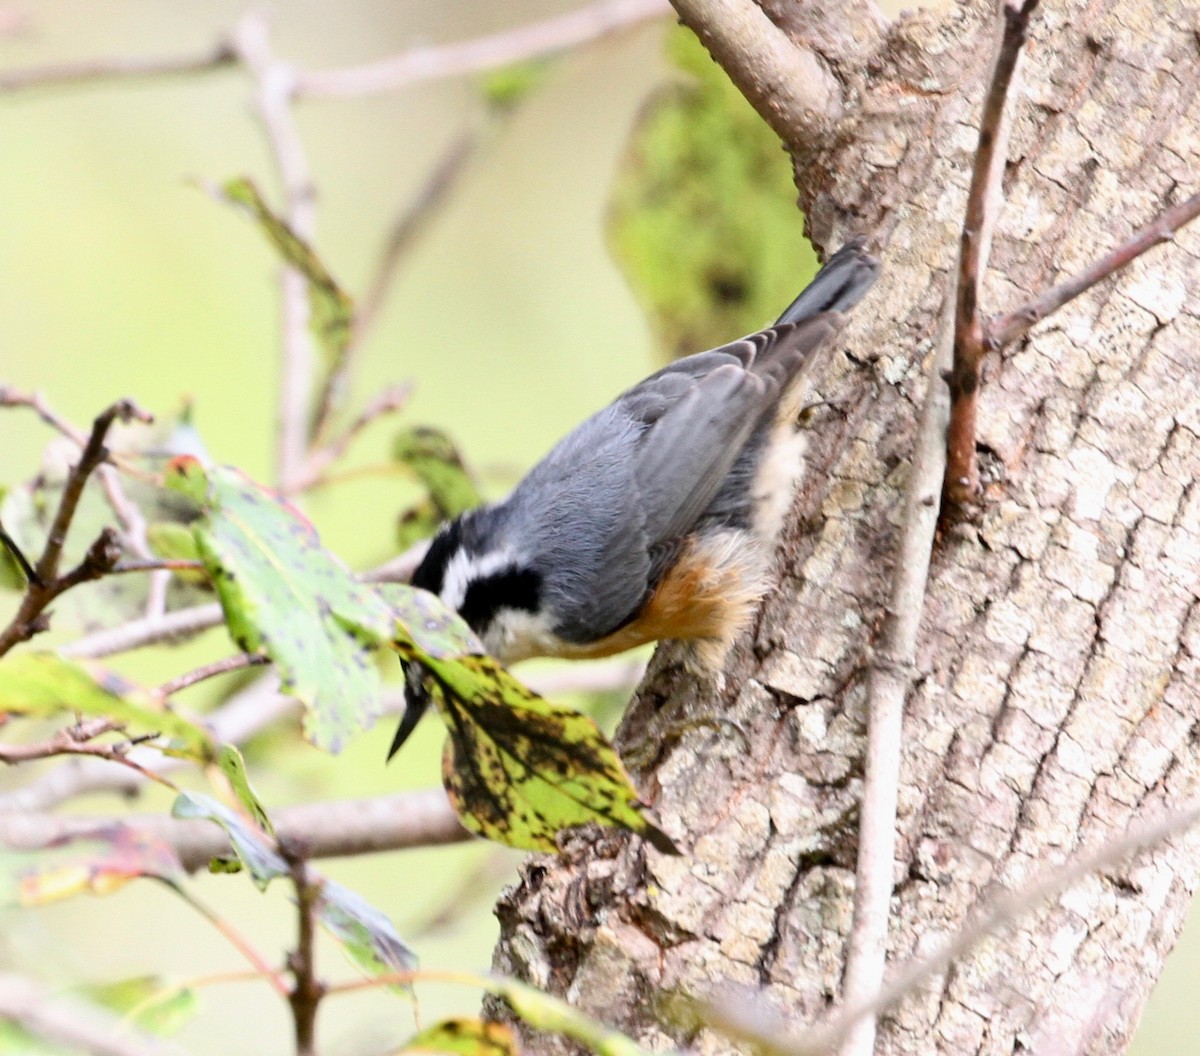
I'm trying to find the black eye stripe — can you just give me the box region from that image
[411,519,464,595]
[459,567,542,633]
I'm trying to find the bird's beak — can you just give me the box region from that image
[387,663,432,762]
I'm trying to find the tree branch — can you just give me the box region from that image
[0,789,469,870]
[294,0,671,99]
[668,0,841,145]
[0,42,236,93]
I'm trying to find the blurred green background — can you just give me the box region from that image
[0,2,1194,1054]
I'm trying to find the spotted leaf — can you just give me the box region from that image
[409,652,676,854]
[397,1018,517,1056]
[165,458,393,752]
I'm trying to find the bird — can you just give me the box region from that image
[389,238,880,759]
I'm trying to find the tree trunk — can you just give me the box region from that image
[493,1,1200,1052]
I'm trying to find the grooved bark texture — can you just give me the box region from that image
[492,1,1200,1052]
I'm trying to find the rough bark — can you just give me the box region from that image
[493,1,1200,1053]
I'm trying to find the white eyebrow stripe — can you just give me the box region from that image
[441,547,521,611]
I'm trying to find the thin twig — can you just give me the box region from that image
[0,400,150,657]
[945,0,1039,504]
[837,289,954,1056]
[304,123,483,451]
[988,188,1200,350]
[157,653,271,699]
[172,886,290,999]
[110,558,205,575]
[60,601,225,660]
[230,12,317,493]
[709,801,1200,1056]
[0,718,120,763]
[294,382,413,493]
[0,41,236,93]
[0,673,296,812]
[294,0,670,99]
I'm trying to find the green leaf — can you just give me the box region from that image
[376,583,484,660]
[407,653,676,854]
[218,177,354,373]
[85,976,199,1037]
[317,879,416,979]
[146,521,210,588]
[7,825,184,906]
[214,744,274,835]
[489,978,653,1056]
[479,59,550,110]
[607,24,816,359]
[0,653,211,758]
[393,426,481,550]
[165,458,393,752]
[170,791,286,889]
[398,1018,517,1056]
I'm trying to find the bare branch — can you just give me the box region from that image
[230,11,317,493]
[0,400,151,656]
[0,788,469,869]
[156,653,271,699]
[295,0,670,99]
[668,0,841,146]
[945,0,1039,504]
[0,41,235,93]
[989,188,1200,350]
[295,383,413,493]
[837,279,955,1056]
[60,602,225,660]
[0,974,184,1056]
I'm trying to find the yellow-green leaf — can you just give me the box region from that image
[397,1018,516,1056]
[8,826,184,906]
[393,426,481,550]
[0,653,210,758]
[408,652,676,854]
[170,791,286,889]
[317,879,416,980]
[214,745,273,835]
[219,176,354,373]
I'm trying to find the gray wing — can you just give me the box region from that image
[500,314,844,643]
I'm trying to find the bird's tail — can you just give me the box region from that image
[774,237,880,326]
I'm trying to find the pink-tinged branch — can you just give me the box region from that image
[945,0,1040,505]
[295,0,671,98]
[988,188,1200,350]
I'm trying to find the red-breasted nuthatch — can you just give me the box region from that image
[390,239,879,757]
